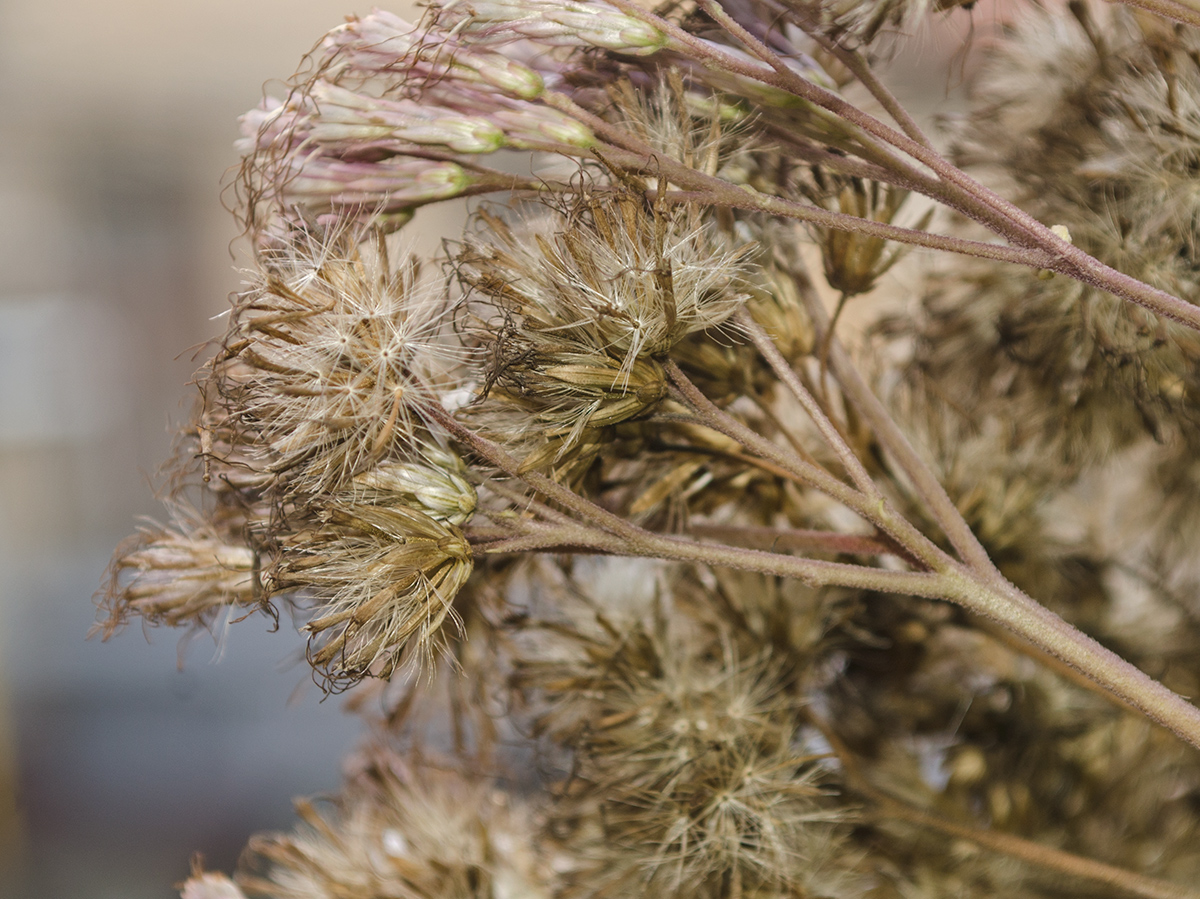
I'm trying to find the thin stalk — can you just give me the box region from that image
[426,402,646,543]
[736,309,879,497]
[877,797,1200,899]
[816,44,934,152]
[540,95,1059,268]
[972,615,1144,717]
[517,519,950,597]
[434,388,1200,747]
[809,716,1200,899]
[671,338,1200,748]
[798,285,995,572]
[1116,0,1200,28]
[665,359,947,572]
[686,522,896,558]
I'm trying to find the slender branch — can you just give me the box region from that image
[971,615,1145,717]
[796,282,995,571]
[665,359,947,572]
[539,94,1060,268]
[435,386,1200,748]
[736,309,879,497]
[686,522,897,558]
[1115,0,1200,28]
[809,35,934,151]
[877,797,1200,899]
[808,716,1200,899]
[601,0,1200,330]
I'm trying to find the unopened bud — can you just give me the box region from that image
[310,82,506,154]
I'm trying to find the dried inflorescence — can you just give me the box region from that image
[236,749,552,899]
[273,502,474,686]
[101,221,480,685]
[513,568,859,898]
[101,1,1200,898]
[457,183,754,476]
[98,508,262,638]
[915,6,1200,463]
[206,224,458,503]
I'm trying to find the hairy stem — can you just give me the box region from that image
[1116,0,1200,28]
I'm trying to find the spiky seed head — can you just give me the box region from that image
[273,503,473,687]
[98,518,261,638]
[239,754,551,899]
[206,223,454,502]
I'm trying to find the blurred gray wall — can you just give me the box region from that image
[0,2,457,897]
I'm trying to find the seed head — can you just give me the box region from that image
[239,752,551,899]
[98,513,261,638]
[180,871,247,899]
[273,503,473,687]
[520,604,852,897]
[460,193,754,375]
[205,223,454,502]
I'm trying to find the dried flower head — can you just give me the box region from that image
[803,170,921,297]
[462,193,754,372]
[325,9,549,101]
[916,6,1200,461]
[457,188,753,473]
[180,870,249,899]
[272,502,473,687]
[239,751,551,899]
[515,575,854,898]
[205,223,455,503]
[98,510,262,638]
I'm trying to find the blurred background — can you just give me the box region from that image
[0,2,461,897]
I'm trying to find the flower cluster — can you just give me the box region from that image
[458,188,754,476]
[104,221,477,686]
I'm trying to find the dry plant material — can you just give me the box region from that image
[104,2,1200,898]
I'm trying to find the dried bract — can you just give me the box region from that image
[99,514,261,638]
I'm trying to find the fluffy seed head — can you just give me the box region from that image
[205,223,454,502]
[239,753,551,899]
[518,596,852,897]
[460,193,755,375]
[273,503,473,688]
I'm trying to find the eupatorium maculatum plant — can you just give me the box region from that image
[104,1,1200,896]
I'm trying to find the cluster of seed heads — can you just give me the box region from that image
[100,2,1200,898]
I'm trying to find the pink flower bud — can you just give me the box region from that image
[437,0,670,56]
[309,82,507,154]
[284,156,477,209]
[326,10,547,100]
